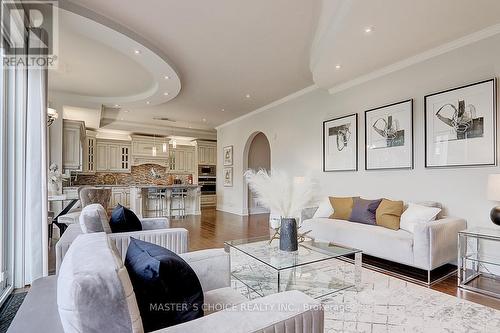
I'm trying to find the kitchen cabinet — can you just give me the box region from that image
[96,139,131,173]
[110,187,131,207]
[200,194,216,207]
[168,145,195,173]
[63,120,85,170]
[82,131,97,173]
[197,141,217,165]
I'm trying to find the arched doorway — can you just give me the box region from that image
[243,132,271,215]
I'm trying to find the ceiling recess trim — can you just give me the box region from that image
[328,23,500,95]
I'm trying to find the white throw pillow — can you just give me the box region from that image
[313,198,334,218]
[57,233,143,333]
[79,204,112,234]
[400,203,441,233]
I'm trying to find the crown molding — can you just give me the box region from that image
[328,23,500,95]
[216,85,318,130]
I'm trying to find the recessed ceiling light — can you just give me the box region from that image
[124,110,129,113]
[163,92,169,96]
[119,118,124,121]
[245,94,251,99]
[221,108,225,112]
[202,118,207,122]
[146,101,151,105]
[134,50,141,55]
[364,26,374,34]
[114,104,120,108]
[164,75,170,80]
[335,64,341,70]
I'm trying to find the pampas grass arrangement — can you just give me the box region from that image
[244,169,318,219]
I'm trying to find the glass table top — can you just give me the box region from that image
[224,236,361,271]
[459,227,500,240]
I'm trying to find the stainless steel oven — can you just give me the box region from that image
[198,165,216,177]
[198,176,216,195]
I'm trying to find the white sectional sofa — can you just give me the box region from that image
[9,233,324,333]
[301,204,466,281]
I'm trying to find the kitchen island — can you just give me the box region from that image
[62,184,201,217]
[130,185,201,217]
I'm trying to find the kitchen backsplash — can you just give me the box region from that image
[73,164,192,186]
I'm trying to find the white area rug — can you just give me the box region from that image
[232,261,500,332]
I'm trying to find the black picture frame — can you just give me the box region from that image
[364,99,414,170]
[424,78,497,168]
[323,113,358,172]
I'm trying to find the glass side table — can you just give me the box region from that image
[458,227,500,298]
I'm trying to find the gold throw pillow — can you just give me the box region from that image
[329,197,354,220]
[376,199,404,230]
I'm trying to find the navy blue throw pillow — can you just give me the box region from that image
[125,238,204,332]
[109,204,142,233]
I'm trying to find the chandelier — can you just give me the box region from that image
[47,108,58,127]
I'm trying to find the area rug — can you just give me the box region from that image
[0,292,27,333]
[232,260,500,332]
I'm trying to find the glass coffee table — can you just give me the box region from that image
[224,237,362,299]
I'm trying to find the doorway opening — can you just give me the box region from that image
[243,132,271,215]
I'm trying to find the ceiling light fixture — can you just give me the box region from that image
[202,118,207,122]
[114,104,120,108]
[164,75,170,80]
[152,135,157,156]
[221,108,225,112]
[335,64,341,70]
[146,101,151,105]
[162,141,167,153]
[124,110,129,113]
[245,94,251,99]
[134,49,141,55]
[364,26,374,34]
[172,139,177,149]
[163,92,169,96]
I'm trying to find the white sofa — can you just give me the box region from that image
[9,233,324,333]
[301,207,466,274]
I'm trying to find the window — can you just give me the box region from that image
[0,37,14,305]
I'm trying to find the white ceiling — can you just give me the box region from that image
[56,0,500,131]
[311,0,500,91]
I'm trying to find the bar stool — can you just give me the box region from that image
[170,188,187,219]
[146,188,164,217]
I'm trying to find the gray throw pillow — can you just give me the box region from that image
[349,198,382,225]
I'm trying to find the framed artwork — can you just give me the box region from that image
[365,99,413,170]
[223,146,233,166]
[223,167,233,187]
[323,114,358,172]
[425,79,496,168]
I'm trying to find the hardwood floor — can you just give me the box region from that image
[48,207,500,310]
[171,208,500,310]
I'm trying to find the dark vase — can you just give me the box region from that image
[280,218,298,252]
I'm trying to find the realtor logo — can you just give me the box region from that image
[1,0,58,68]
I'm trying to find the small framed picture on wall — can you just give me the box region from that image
[323,114,358,172]
[424,78,497,168]
[223,146,233,166]
[223,167,233,187]
[365,99,413,170]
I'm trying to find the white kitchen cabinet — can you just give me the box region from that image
[197,141,217,165]
[168,145,195,173]
[63,120,85,170]
[110,187,130,207]
[82,131,97,173]
[96,140,131,173]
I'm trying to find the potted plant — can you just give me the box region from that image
[244,169,317,252]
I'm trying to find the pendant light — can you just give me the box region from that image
[152,135,157,156]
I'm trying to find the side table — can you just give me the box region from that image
[458,227,500,298]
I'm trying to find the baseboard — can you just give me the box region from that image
[216,205,247,216]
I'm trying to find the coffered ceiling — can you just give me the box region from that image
[53,0,500,132]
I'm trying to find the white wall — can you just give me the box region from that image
[217,33,500,233]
